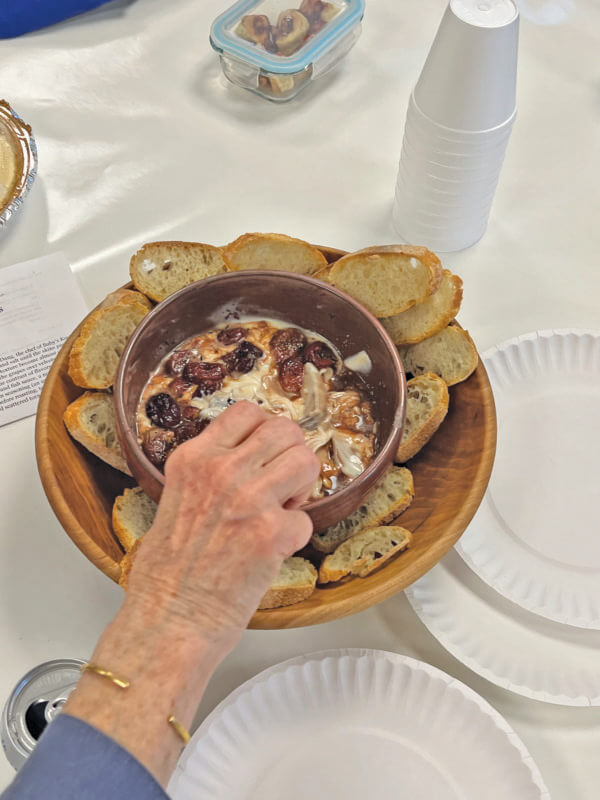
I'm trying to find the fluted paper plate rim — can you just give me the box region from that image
[168,649,549,799]
[456,329,600,629]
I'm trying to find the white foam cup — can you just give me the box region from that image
[414,0,519,131]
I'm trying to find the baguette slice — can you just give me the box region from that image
[400,325,478,387]
[63,391,131,475]
[112,487,157,551]
[68,294,150,388]
[259,557,318,610]
[119,539,141,590]
[130,241,229,302]
[99,288,152,311]
[318,526,412,583]
[224,233,328,275]
[311,466,414,554]
[382,270,463,345]
[396,373,449,462]
[318,245,442,318]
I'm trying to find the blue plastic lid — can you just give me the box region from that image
[210,0,365,74]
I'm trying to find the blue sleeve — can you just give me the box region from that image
[0,0,111,38]
[0,714,168,800]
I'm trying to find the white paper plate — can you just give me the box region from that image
[406,550,600,705]
[456,330,600,628]
[168,649,549,800]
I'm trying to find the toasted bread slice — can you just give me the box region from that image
[318,526,412,583]
[396,373,449,462]
[224,233,327,275]
[259,557,318,609]
[400,325,478,387]
[382,270,463,345]
[63,391,131,475]
[68,293,149,389]
[119,539,141,589]
[99,288,152,311]
[311,466,414,554]
[318,245,442,318]
[112,487,157,552]
[129,241,229,302]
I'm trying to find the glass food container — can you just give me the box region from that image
[210,0,365,102]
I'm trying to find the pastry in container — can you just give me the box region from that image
[210,0,365,102]
[0,100,37,228]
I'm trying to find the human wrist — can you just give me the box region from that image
[124,572,247,652]
[64,595,230,785]
[66,593,232,735]
[92,594,231,693]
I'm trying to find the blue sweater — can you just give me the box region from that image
[0,1,111,38]
[1,715,169,799]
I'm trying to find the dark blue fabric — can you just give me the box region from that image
[0,1,111,38]
[0,713,168,799]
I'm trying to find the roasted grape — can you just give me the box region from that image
[145,393,181,429]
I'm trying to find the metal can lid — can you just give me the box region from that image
[1,659,85,771]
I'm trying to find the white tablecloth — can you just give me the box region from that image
[1,0,599,795]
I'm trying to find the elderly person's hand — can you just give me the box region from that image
[127,400,320,648]
[64,402,320,786]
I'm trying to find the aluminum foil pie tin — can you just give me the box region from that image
[0,100,38,229]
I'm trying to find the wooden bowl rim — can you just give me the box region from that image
[35,329,123,582]
[35,244,496,628]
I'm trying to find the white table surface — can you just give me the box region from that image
[1,0,599,796]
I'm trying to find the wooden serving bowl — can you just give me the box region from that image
[35,246,496,629]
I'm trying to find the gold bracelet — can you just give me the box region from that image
[168,715,191,745]
[80,662,191,745]
[81,662,130,689]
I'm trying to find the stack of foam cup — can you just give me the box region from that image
[393,0,520,252]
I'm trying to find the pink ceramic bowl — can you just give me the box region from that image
[114,271,406,532]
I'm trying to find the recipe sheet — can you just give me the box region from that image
[0,253,88,426]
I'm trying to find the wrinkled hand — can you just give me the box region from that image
[126,401,320,650]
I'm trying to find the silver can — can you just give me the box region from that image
[1,659,84,770]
